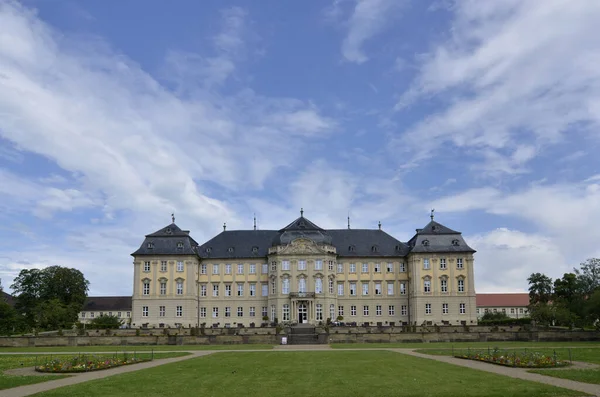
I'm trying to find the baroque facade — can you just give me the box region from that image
[130,212,477,328]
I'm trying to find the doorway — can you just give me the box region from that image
[298,303,307,324]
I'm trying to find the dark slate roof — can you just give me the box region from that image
[1,291,15,307]
[197,230,279,259]
[131,223,199,256]
[272,216,333,246]
[407,220,476,253]
[83,296,132,312]
[328,230,410,257]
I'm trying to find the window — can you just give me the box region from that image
[176,306,182,317]
[212,307,219,318]
[387,282,394,296]
[328,261,334,271]
[249,307,255,317]
[127,312,130,318]
[441,278,448,293]
[200,264,207,274]
[315,260,323,270]
[298,260,306,271]
[298,278,307,293]
[271,305,276,321]
[212,264,219,275]
[519,308,524,314]
[200,307,206,318]
[423,259,430,270]
[225,264,232,274]
[387,263,393,273]
[400,262,406,272]
[338,283,344,296]
[177,241,184,248]
[442,303,448,314]
[262,307,268,318]
[250,283,256,297]
[401,305,407,316]
[316,304,323,321]
[350,283,356,296]
[374,263,381,273]
[328,279,334,294]
[262,264,268,274]
[147,242,154,249]
[424,279,431,293]
[143,282,150,295]
[400,282,406,295]
[142,306,148,317]
[425,303,431,315]
[161,261,167,272]
[282,279,290,294]
[458,278,465,292]
[176,281,183,295]
[350,305,357,316]
[177,261,184,272]
[439,258,447,270]
[271,261,277,271]
[337,263,343,273]
[362,263,368,273]
[213,284,219,297]
[329,304,335,320]
[315,278,323,294]
[338,306,344,317]
[457,258,464,269]
[362,282,369,296]
[200,284,206,297]
[388,305,395,316]
[144,261,150,272]
[237,283,244,296]
[502,308,506,314]
[237,307,243,317]
[283,304,290,321]
[511,308,515,314]
[225,284,231,297]
[237,264,244,274]
[271,280,276,295]
[81,312,86,318]
[460,303,466,314]
[376,305,382,316]
[363,306,369,316]
[349,263,356,273]
[250,264,256,274]
[262,284,268,296]
[225,307,231,317]
[282,260,290,271]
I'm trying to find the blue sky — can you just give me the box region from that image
[1,0,600,295]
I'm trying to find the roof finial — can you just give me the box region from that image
[300,207,304,217]
[253,213,257,231]
[347,212,351,230]
[430,208,435,221]
[171,213,175,223]
[223,222,226,232]
[378,221,381,230]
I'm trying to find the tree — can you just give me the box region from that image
[89,314,123,329]
[574,258,600,296]
[481,311,510,321]
[11,266,89,331]
[527,273,553,305]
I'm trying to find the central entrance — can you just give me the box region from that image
[298,303,308,324]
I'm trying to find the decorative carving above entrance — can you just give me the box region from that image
[278,238,328,255]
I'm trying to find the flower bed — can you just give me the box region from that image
[454,348,569,368]
[35,354,151,373]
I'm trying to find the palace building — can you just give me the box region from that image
[130,211,477,328]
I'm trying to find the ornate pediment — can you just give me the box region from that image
[278,238,328,255]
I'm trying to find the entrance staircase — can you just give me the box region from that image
[287,324,321,345]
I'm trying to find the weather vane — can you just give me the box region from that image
[430,208,435,221]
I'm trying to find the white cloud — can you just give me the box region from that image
[395,0,600,175]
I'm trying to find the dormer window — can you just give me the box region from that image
[147,242,154,249]
[252,246,259,253]
[348,245,355,252]
[177,242,184,249]
[205,247,212,253]
[422,239,430,246]
[298,220,306,228]
[166,228,172,234]
[228,247,235,253]
[371,245,378,253]
[432,225,438,232]
[395,245,402,252]
[452,239,460,246]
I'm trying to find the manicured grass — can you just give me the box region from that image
[33,351,586,397]
[414,347,600,364]
[0,344,274,353]
[0,352,188,390]
[331,341,600,349]
[530,369,600,385]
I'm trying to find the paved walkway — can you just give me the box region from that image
[2,346,600,396]
[393,349,600,396]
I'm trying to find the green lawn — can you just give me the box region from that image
[530,369,600,385]
[331,341,600,350]
[413,347,600,364]
[0,352,188,390]
[33,351,586,397]
[0,344,274,353]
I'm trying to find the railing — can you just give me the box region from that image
[289,292,315,298]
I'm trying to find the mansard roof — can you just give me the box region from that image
[83,296,132,311]
[131,223,199,256]
[197,230,279,259]
[408,220,475,253]
[328,230,410,257]
[273,216,332,246]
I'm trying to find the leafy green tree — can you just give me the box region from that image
[553,273,584,317]
[11,266,89,331]
[574,258,600,296]
[89,314,123,329]
[527,273,553,305]
[481,311,510,321]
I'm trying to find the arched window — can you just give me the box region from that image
[315,278,323,294]
[298,278,306,293]
[423,277,431,293]
[282,278,290,294]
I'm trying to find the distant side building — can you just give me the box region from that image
[1,291,15,307]
[78,296,132,325]
[476,293,529,318]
